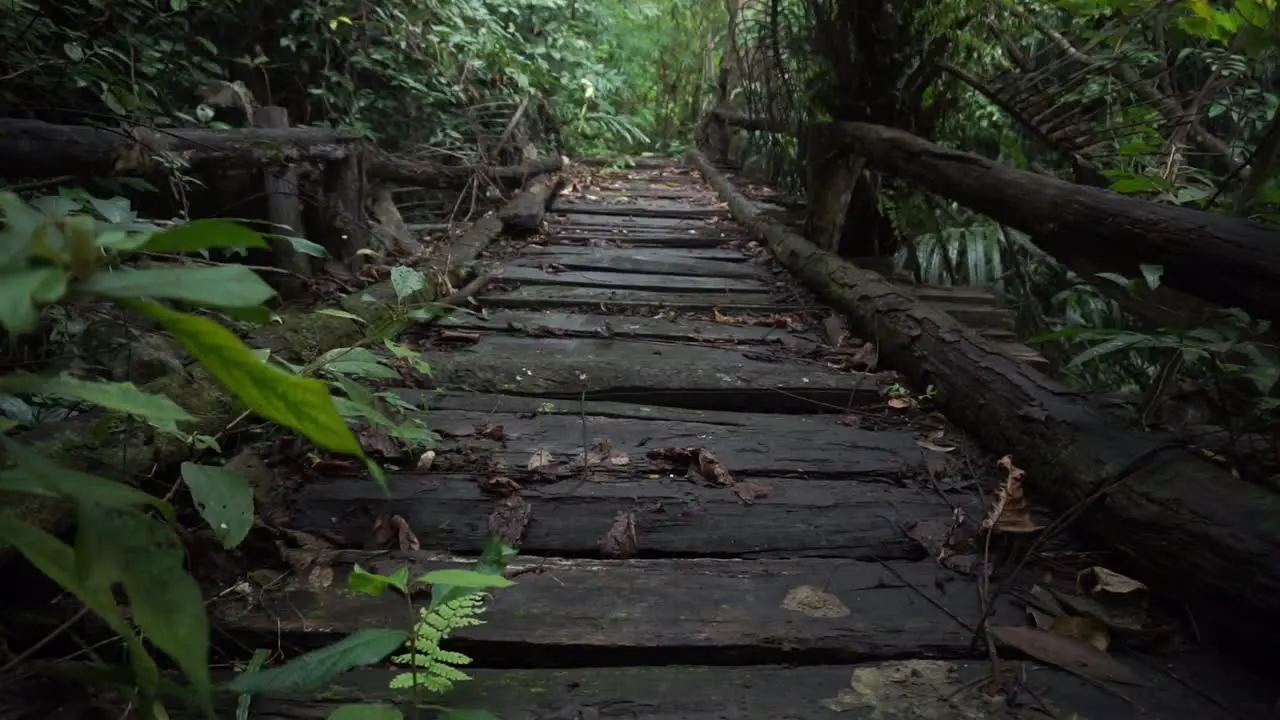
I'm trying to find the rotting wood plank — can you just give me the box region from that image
[511,249,767,278]
[496,266,772,294]
[524,245,750,263]
[551,203,729,219]
[929,302,1015,331]
[288,475,956,560]
[216,662,1275,720]
[441,309,804,344]
[406,390,820,425]
[552,213,717,230]
[480,286,795,311]
[418,335,889,412]
[546,232,742,249]
[415,407,945,479]
[213,552,1021,664]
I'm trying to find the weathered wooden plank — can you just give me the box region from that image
[419,336,889,412]
[481,286,794,311]
[213,552,1020,663]
[552,212,713,230]
[931,302,1015,331]
[419,408,936,476]
[410,390,817,425]
[512,248,766,278]
[497,266,772,294]
[551,203,728,219]
[225,662,1275,720]
[290,474,954,559]
[906,285,1001,306]
[524,245,750,263]
[442,309,801,344]
[545,232,740,249]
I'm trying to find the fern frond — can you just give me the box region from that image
[390,591,488,695]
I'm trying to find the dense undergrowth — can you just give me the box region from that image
[2,0,1279,717]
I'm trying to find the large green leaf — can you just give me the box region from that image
[140,219,269,254]
[0,267,69,335]
[78,265,278,308]
[0,372,193,431]
[133,301,364,456]
[74,502,211,702]
[223,629,409,696]
[0,192,44,267]
[180,462,254,549]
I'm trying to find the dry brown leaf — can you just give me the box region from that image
[839,415,861,427]
[527,449,554,471]
[358,426,403,459]
[584,439,613,465]
[916,439,956,453]
[610,452,630,466]
[691,448,734,486]
[478,475,521,497]
[1049,615,1112,652]
[488,494,531,547]
[981,455,1042,534]
[475,423,507,441]
[988,625,1140,685]
[886,397,910,409]
[365,513,419,551]
[731,480,771,504]
[599,511,638,559]
[1078,566,1147,596]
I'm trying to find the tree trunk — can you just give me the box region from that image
[254,106,313,285]
[803,124,862,253]
[689,148,1280,664]
[825,121,1280,324]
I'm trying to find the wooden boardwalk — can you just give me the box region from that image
[220,161,1271,718]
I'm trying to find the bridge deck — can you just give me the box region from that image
[221,161,1270,719]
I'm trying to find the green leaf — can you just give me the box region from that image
[390,266,427,302]
[0,192,45,266]
[474,536,519,576]
[1138,264,1163,290]
[223,628,409,696]
[417,568,515,589]
[141,220,269,254]
[0,267,69,335]
[272,234,328,258]
[349,564,410,597]
[180,462,254,549]
[132,301,364,456]
[0,372,193,430]
[0,437,174,518]
[316,308,368,324]
[78,265,278,308]
[1066,334,1153,369]
[328,704,404,720]
[73,503,212,703]
[316,347,401,380]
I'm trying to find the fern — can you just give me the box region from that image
[389,592,487,693]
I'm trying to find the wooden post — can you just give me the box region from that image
[803,124,861,253]
[254,106,312,282]
[319,147,369,268]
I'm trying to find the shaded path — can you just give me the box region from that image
[221,161,1271,718]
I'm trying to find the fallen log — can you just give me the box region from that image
[0,118,360,178]
[819,121,1280,324]
[709,108,791,134]
[689,148,1280,664]
[497,173,567,233]
[368,153,564,189]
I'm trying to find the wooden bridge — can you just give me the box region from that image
[215,160,1272,718]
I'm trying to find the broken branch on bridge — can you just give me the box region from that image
[497,172,567,233]
[819,121,1280,324]
[689,148,1280,654]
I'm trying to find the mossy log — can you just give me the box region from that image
[689,148,1280,664]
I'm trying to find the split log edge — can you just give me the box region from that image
[688,148,1280,663]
